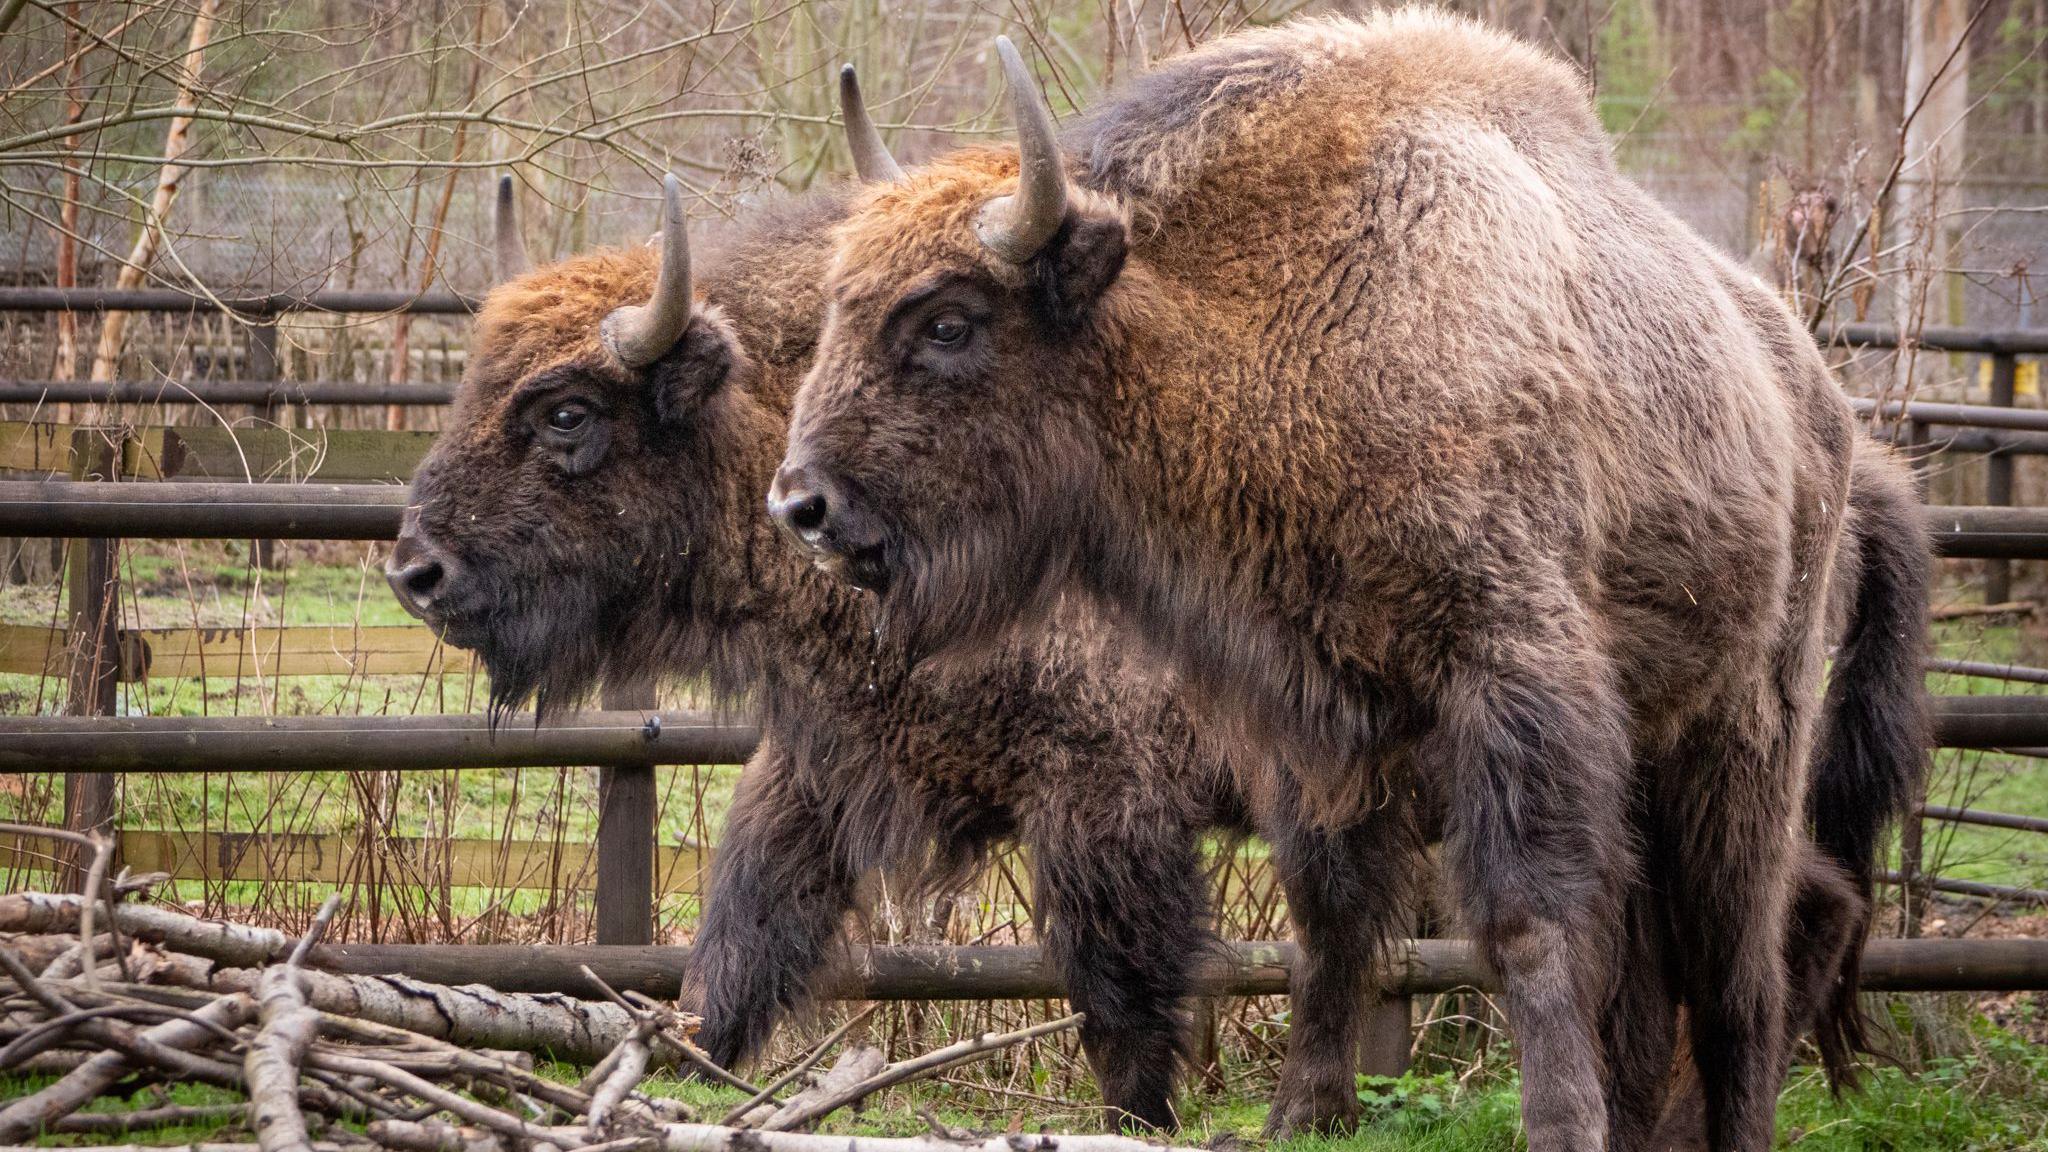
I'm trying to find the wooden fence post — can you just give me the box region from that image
[1986,352,2018,605]
[1358,995,1413,1077]
[1899,416,1933,936]
[60,427,122,891]
[595,683,658,945]
[248,317,282,569]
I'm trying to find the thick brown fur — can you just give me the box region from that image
[397,191,1432,1135]
[779,11,1928,1151]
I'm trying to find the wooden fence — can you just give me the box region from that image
[2,287,2047,1011]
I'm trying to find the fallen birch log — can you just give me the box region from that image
[0,893,296,967]
[139,950,653,1067]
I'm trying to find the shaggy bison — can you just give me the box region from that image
[390,168,1418,1134]
[773,13,1926,1151]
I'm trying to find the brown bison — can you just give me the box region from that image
[397,158,1909,1152]
[772,13,1927,1152]
[390,167,1421,1134]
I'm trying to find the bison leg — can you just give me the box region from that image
[1601,867,1680,1152]
[1261,796,1423,1138]
[1649,844,1862,1151]
[1437,655,1634,1152]
[1655,691,1805,1152]
[682,743,863,1071]
[1027,798,1207,1132]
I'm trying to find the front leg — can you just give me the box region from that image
[1027,797,1208,1132]
[1261,785,1425,1138]
[683,743,860,1070]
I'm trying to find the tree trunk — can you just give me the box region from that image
[1890,0,1972,396]
[86,0,219,385]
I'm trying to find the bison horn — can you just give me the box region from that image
[601,173,693,369]
[493,174,533,282]
[839,64,904,183]
[974,36,1067,264]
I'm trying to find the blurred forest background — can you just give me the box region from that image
[0,0,2039,329]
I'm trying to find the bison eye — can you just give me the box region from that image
[925,313,970,348]
[547,403,589,433]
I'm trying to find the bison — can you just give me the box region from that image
[391,167,1418,1134]
[398,165,1910,1152]
[771,13,1928,1152]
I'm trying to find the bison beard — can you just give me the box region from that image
[780,13,1930,1152]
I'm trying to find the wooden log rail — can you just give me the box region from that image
[0,695,2038,765]
[1823,324,2048,355]
[1852,396,2048,433]
[306,938,2048,1000]
[2,482,2041,559]
[0,381,456,406]
[0,288,478,315]
[0,711,760,772]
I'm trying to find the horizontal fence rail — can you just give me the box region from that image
[0,291,2034,350]
[1928,658,2048,685]
[0,697,2037,771]
[1853,396,2048,433]
[1920,805,2048,835]
[0,380,456,406]
[0,481,404,537]
[304,938,2048,999]
[1882,870,2048,906]
[1926,506,2048,560]
[1875,426,2048,457]
[0,711,761,772]
[1824,324,2048,356]
[0,288,478,315]
[3,483,2039,560]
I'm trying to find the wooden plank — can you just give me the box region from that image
[0,422,436,483]
[128,623,473,680]
[0,421,80,475]
[0,828,711,894]
[0,623,72,677]
[131,426,435,484]
[0,623,462,681]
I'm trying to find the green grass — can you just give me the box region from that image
[8,1029,2047,1150]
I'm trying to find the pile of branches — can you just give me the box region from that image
[0,857,1156,1152]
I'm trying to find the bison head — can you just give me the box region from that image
[773,38,1137,661]
[389,174,749,722]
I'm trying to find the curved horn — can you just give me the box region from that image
[493,174,532,282]
[974,36,1068,263]
[839,64,904,183]
[601,173,693,369]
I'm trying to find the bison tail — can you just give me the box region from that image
[1807,440,1931,1090]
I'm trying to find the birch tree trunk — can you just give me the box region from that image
[1890,0,1972,392]
[86,0,219,385]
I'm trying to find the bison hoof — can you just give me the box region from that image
[1261,1081,1360,1139]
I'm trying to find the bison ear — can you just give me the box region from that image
[1029,209,1128,333]
[649,307,751,424]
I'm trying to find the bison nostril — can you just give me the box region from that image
[400,560,446,600]
[784,491,829,533]
[388,558,449,615]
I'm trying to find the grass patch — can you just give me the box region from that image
[10,1036,2046,1150]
